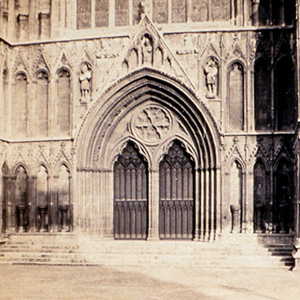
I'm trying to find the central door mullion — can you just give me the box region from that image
[147,168,160,240]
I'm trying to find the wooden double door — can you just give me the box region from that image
[113,141,195,240]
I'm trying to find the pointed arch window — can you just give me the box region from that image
[14,73,27,136]
[275,56,296,131]
[57,69,71,135]
[114,141,148,239]
[228,62,244,131]
[254,58,271,131]
[36,71,49,135]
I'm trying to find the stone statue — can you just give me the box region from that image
[79,63,92,103]
[204,57,218,99]
[141,34,153,66]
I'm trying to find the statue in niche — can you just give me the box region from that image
[204,57,218,99]
[141,34,153,66]
[79,63,92,104]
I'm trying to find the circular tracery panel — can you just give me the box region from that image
[132,106,172,144]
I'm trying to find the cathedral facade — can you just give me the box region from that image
[0,0,299,242]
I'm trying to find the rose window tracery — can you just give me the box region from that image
[132,106,171,143]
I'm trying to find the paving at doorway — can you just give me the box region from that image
[0,264,300,300]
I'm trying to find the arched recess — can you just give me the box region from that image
[14,72,28,136]
[227,62,245,131]
[274,55,296,131]
[253,159,271,233]
[254,57,271,131]
[229,160,243,233]
[76,68,220,240]
[35,165,49,232]
[57,68,71,136]
[57,164,72,232]
[15,165,29,232]
[274,158,294,233]
[35,71,49,136]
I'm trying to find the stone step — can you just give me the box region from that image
[0,233,287,268]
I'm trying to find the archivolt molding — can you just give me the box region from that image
[76,69,220,170]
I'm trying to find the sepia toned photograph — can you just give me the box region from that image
[0,0,300,299]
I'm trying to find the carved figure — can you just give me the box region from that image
[141,35,153,65]
[79,63,92,103]
[204,57,218,99]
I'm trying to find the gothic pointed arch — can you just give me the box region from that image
[227,61,245,131]
[253,159,271,233]
[113,140,149,239]
[14,72,28,136]
[76,68,220,239]
[77,68,220,170]
[56,68,71,135]
[158,139,195,239]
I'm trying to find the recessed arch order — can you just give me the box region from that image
[76,68,220,171]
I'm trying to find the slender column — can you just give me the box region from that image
[200,168,205,240]
[211,167,216,240]
[193,168,200,241]
[105,170,114,238]
[52,175,59,232]
[241,171,247,233]
[29,175,37,232]
[216,167,222,236]
[147,169,159,240]
[68,174,73,232]
[246,170,254,233]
